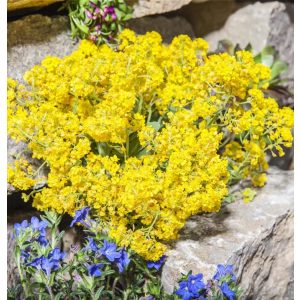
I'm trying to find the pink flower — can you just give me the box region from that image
[85,9,93,19]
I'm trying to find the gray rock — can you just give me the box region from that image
[161,167,293,299]
[205,2,294,92]
[180,0,240,37]
[127,15,195,43]
[229,211,293,299]
[131,0,192,18]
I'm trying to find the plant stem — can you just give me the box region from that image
[123,289,131,300]
[33,160,47,177]
[16,256,30,298]
[46,284,55,300]
[112,277,119,298]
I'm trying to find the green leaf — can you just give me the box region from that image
[261,45,275,57]
[94,286,105,299]
[136,147,148,158]
[271,60,288,79]
[80,0,91,5]
[114,8,123,20]
[97,142,110,156]
[223,194,236,204]
[260,46,276,67]
[82,274,94,289]
[261,54,274,67]
[71,16,89,35]
[148,121,161,131]
[30,282,46,291]
[254,53,262,64]
[110,22,117,31]
[101,269,115,276]
[54,292,65,300]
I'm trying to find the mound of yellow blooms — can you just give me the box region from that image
[8,30,293,260]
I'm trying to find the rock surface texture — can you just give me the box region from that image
[205,1,294,92]
[8,14,78,83]
[161,168,294,299]
[127,15,195,43]
[180,0,239,37]
[132,0,192,18]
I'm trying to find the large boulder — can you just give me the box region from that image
[162,167,293,299]
[205,2,294,92]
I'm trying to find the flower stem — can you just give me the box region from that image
[16,256,30,298]
[46,284,54,300]
[123,289,131,300]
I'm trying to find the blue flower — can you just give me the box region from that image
[146,255,166,270]
[100,240,121,262]
[37,233,48,246]
[30,216,49,232]
[20,250,30,263]
[187,273,205,296]
[175,281,194,300]
[146,296,154,300]
[48,248,66,261]
[220,282,235,300]
[41,257,60,276]
[27,256,43,269]
[85,237,99,252]
[213,264,236,282]
[87,263,103,277]
[27,247,64,276]
[70,207,91,227]
[116,248,130,273]
[14,220,29,236]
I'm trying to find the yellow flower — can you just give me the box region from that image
[7,30,293,259]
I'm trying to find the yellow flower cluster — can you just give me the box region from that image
[8,29,293,259]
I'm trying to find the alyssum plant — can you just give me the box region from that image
[8,30,294,260]
[9,209,241,299]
